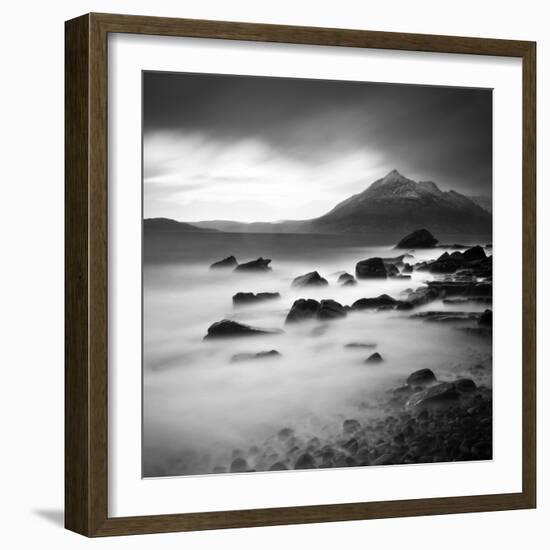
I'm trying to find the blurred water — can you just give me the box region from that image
[143,232,491,476]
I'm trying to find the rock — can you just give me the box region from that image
[344,342,377,349]
[355,257,387,279]
[286,298,346,322]
[478,309,492,327]
[210,255,237,269]
[352,294,398,310]
[269,462,288,471]
[406,368,437,387]
[230,350,281,363]
[234,257,272,272]
[294,453,316,469]
[317,299,347,320]
[406,382,459,410]
[343,438,359,455]
[397,286,442,309]
[409,311,480,323]
[343,419,360,434]
[462,245,487,262]
[285,299,320,323]
[454,378,477,393]
[230,457,249,473]
[292,271,328,287]
[232,292,280,305]
[204,320,281,339]
[372,453,398,466]
[278,427,294,440]
[342,278,357,286]
[337,272,355,284]
[402,263,413,273]
[386,263,400,277]
[365,352,384,363]
[381,254,413,267]
[427,281,491,298]
[396,229,438,249]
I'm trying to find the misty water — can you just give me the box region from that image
[143,232,492,477]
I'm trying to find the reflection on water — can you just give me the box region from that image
[143,232,492,477]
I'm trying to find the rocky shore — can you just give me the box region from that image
[197,228,494,474]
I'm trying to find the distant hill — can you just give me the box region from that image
[468,195,492,213]
[164,170,492,241]
[144,218,218,232]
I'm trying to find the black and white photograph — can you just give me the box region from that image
[142,71,493,478]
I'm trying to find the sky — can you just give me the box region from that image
[143,71,492,223]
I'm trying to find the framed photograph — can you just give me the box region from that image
[65,13,536,537]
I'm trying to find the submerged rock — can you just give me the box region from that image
[204,320,281,339]
[292,271,328,287]
[397,286,442,309]
[365,352,384,363]
[409,311,480,323]
[343,419,361,434]
[230,350,281,363]
[210,255,237,269]
[338,272,355,284]
[344,342,377,349]
[234,257,272,272]
[232,292,280,305]
[342,278,357,286]
[352,294,398,310]
[355,257,387,279]
[454,378,477,393]
[396,229,438,249]
[269,462,288,471]
[406,368,437,388]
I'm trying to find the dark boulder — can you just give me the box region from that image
[365,352,384,364]
[285,299,320,323]
[462,245,487,262]
[428,281,492,298]
[294,453,316,469]
[352,294,398,310]
[230,350,281,363]
[406,382,459,410]
[292,271,328,287]
[234,257,272,272]
[318,299,347,320]
[396,229,438,249]
[210,255,237,269]
[453,378,477,393]
[406,368,437,388]
[478,309,493,327]
[286,298,346,322]
[232,292,280,305]
[204,319,281,339]
[230,457,249,473]
[342,278,357,286]
[355,257,387,279]
[402,263,413,273]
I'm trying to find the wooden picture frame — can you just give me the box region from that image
[65,12,536,537]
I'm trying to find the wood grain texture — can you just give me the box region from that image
[64,12,537,537]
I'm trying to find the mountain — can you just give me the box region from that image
[304,170,491,238]
[144,218,218,232]
[162,170,491,241]
[468,195,492,213]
